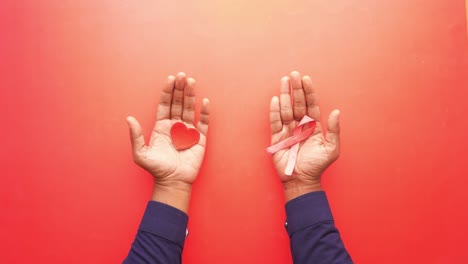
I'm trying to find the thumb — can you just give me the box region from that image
[326,110,341,145]
[126,116,146,153]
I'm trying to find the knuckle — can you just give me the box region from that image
[281,104,292,111]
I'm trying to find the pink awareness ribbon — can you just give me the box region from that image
[266,116,316,176]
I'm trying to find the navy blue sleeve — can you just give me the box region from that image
[285,191,353,264]
[123,201,188,264]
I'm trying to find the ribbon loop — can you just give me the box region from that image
[267,116,316,176]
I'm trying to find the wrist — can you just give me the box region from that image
[283,180,322,202]
[151,181,192,214]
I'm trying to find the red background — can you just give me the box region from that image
[1,1,468,263]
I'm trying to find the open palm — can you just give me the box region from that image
[126,73,210,186]
[270,71,341,191]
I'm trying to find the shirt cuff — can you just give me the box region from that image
[284,191,334,237]
[138,201,189,248]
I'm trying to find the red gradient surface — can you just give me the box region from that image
[1,1,468,263]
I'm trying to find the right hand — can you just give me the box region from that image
[269,71,341,201]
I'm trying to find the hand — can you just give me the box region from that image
[126,72,210,212]
[269,71,341,202]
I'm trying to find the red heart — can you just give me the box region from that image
[170,122,200,150]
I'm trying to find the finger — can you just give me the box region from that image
[156,76,176,121]
[302,76,321,121]
[280,76,294,124]
[197,98,210,136]
[171,72,186,119]
[302,76,322,133]
[326,109,341,145]
[290,71,306,120]
[126,116,146,153]
[182,78,196,124]
[270,96,282,135]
